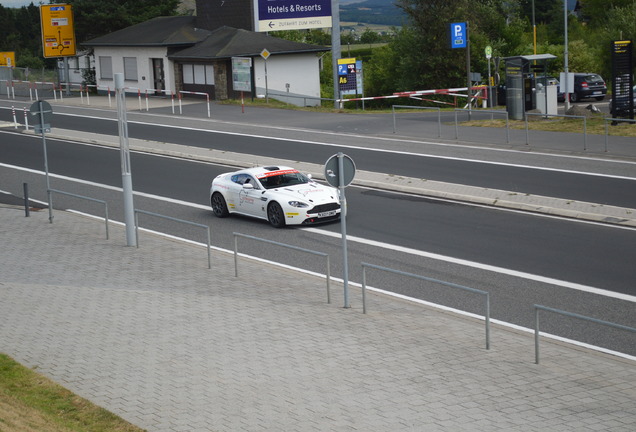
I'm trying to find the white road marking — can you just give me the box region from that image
[2,160,635,303]
[4,106,635,179]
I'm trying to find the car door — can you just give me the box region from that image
[236,175,264,217]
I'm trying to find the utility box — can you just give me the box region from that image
[503,54,556,120]
[536,84,558,116]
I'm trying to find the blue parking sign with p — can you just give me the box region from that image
[451,22,467,49]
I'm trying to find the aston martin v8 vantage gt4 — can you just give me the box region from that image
[210,166,341,227]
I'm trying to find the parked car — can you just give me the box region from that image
[210,166,341,228]
[560,73,607,102]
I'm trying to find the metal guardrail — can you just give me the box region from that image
[361,262,491,349]
[533,305,636,364]
[232,232,332,304]
[604,117,636,152]
[266,91,334,107]
[47,188,109,239]
[455,108,509,144]
[392,105,441,137]
[134,209,211,269]
[525,113,587,150]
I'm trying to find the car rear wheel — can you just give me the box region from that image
[267,202,286,228]
[211,192,229,218]
[570,92,579,102]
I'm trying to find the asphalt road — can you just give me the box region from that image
[2,107,636,209]
[1,102,635,356]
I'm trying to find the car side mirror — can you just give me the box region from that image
[243,183,254,190]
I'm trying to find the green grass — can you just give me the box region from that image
[460,113,636,137]
[0,353,146,432]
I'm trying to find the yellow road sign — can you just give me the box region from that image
[40,4,76,58]
[0,51,15,67]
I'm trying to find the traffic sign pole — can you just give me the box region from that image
[38,101,53,223]
[324,153,356,309]
[338,153,350,308]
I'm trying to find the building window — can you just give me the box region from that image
[183,64,194,84]
[99,56,112,80]
[123,57,138,81]
[182,63,214,85]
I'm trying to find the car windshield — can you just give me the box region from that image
[260,171,311,189]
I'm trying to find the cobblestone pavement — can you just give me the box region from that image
[1,205,634,431]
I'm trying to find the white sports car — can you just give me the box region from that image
[210,166,342,227]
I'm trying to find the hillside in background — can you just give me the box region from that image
[340,0,407,27]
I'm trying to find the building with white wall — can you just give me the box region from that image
[83,17,328,106]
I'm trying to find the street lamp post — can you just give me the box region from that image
[563,0,570,111]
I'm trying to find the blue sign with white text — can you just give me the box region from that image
[450,22,467,49]
[259,0,331,20]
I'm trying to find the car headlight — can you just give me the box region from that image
[288,201,309,208]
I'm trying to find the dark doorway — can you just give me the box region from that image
[151,58,165,95]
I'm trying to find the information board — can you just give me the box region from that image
[254,0,332,32]
[337,58,357,92]
[0,52,15,67]
[611,40,634,119]
[40,4,76,58]
[232,57,252,92]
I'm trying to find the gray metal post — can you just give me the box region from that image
[563,0,570,111]
[331,0,341,108]
[64,57,71,97]
[338,152,350,308]
[535,308,540,364]
[23,183,30,217]
[115,73,136,246]
[466,21,471,119]
[38,101,53,223]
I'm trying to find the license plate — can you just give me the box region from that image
[593,91,601,95]
[318,210,336,217]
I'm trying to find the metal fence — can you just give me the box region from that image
[233,232,332,304]
[455,108,509,144]
[361,262,491,349]
[134,209,211,269]
[392,105,441,137]
[525,113,587,149]
[47,188,109,239]
[533,305,636,364]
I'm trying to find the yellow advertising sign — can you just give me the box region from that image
[0,51,16,67]
[40,4,76,58]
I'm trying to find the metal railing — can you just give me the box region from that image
[604,117,636,152]
[47,188,109,239]
[266,91,333,107]
[134,209,211,269]
[525,113,587,150]
[455,108,509,144]
[233,232,332,304]
[533,305,636,364]
[361,262,490,349]
[392,105,441,137]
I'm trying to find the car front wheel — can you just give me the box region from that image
[211,192,229,218]
[267,202,286,228]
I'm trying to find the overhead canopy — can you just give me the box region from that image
[504,54,557,62]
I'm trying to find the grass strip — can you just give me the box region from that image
[0,353,146,432]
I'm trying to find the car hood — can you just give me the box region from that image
[266,183,338,204]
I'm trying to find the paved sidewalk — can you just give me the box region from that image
[1,204,635,431]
